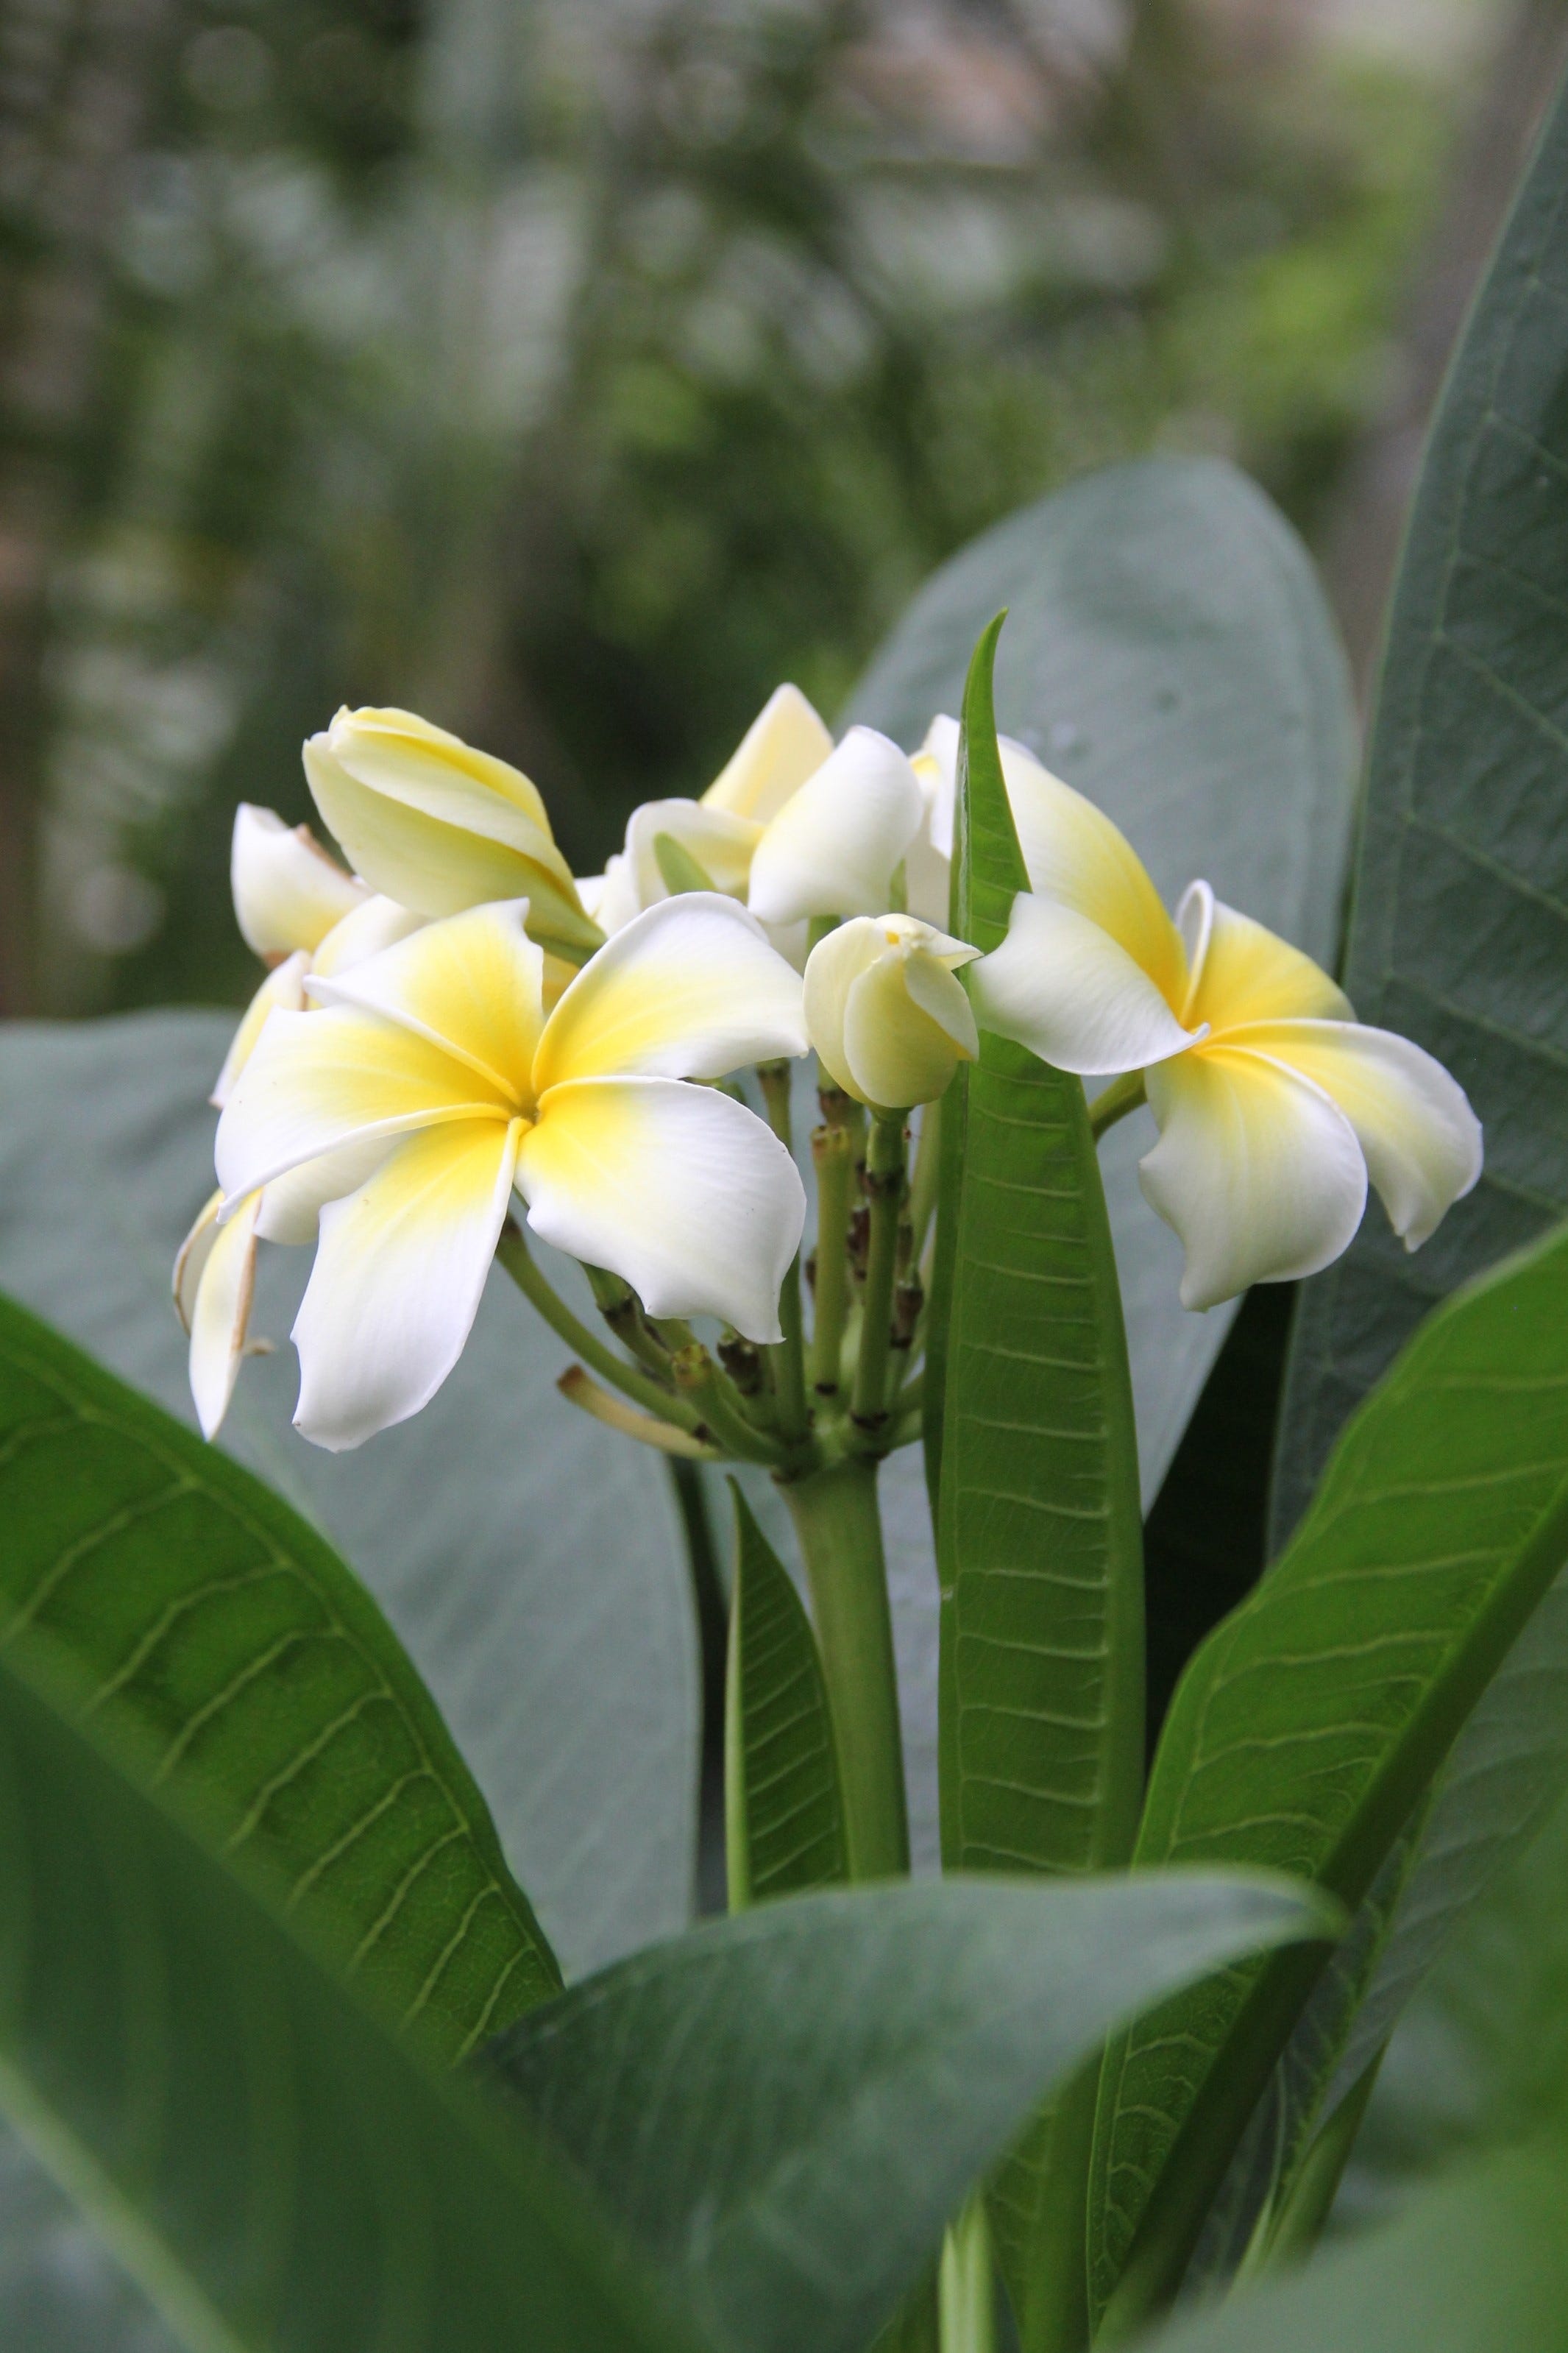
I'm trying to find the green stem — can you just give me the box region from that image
[1088,1070,1146,1140]
[497,1226,708,1439]
[673,1345,785,1467]
[810,1122,854,1395]
[783,1459,909,1878]
[938,2193,996,2353]
[758,1061,811,1442]
[851,1113,907,1437]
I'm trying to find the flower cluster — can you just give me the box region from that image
[177,686,1480,1454]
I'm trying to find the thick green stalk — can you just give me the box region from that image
[811,1122,854,1395]
[783,1459,909,1878]
[852,1113,907,1436]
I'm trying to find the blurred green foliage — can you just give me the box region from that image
[0,0,1493,1015]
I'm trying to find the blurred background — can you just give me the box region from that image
[1,0,1563,1022]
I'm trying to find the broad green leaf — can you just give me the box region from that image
[932,618,1143,2347]
[1140,2144,1568,2353]
[483,1871,1333,2353]
[724,1481,847,1907]
[0,1292,558,2050]
[0,1012,698,1978]
[1088,1222,1568,2332]
[1271,71,1568,1547]
[847,453,1358,1510]
[0,1622,704,2353]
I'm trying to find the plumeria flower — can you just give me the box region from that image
[581,686,929,944]
[303,706,602,962]
[213,894,809,1451]
[971,766,1482,1309]
[904,712,1053,930]
[174,805,425,1439]
[805,915,979,1111]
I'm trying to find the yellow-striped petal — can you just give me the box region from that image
[970,892,1200,1076]
[533,894,806,1092]
[292,1117,522,1451]
[211,952,309,1109]
[255,1139,397,1245]
[747,727,925,927]
[178,1187,263,1440]
[303,707,597,949]
[216,1005,508,1206]
[1179,885,1352,1031]
[230,804,366,960]
[624,798,762,907]
[702,683,834,824]
[1230,1018,1482,1249]
[1141,1046,1368,1309]
[308,901,543,1105]
[1005,755,1186,1005]
[518,1077,805,1342]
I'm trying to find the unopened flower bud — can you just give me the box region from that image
[804,914,979,1112]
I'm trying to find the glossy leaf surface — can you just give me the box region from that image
[485,1871,1331,2353]
[1090,1223,1568,2326]
[724,1482,847,1906]
[1272,71,1568,1543]
[0,1631,702,2353]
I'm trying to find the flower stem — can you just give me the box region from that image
[673,1345,786,1466]
[783,1458,909,1878]
[497,1224,709,1440]
[757,1059,811,1441]
[556,1367,717,1459]
[938,2193,997,2353]
[1088,1069,1146,1140]
[851,1112,907,1439]
[810,1122,854,1395]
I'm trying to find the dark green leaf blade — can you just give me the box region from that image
[484,1871,1333,2353]
[1088,1223,1568,2331]
[1271,68,1568,1546]
[0,1290,559,2059]
[724,1481,847,1907]
[932,618,1145,2347]
[0,1632,703,2353]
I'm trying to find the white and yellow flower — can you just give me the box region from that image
[904,712,1054,930]
[971,767,1482,1309]
[805,915,979,1111]
[581,685,929,941]
[213,894,809,1451]
[176,805,426,1438]
[302,706,601,960]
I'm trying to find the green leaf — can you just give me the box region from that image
[0,1011,699,1978]
[0,1289,559,2053]
[1088,1223,1568,2332]
[1271,71,1568,1546]
[847,453,1358,1511]
[931,618,1144,2346]
[483,1870,1333,2353]
[0,1625,703,2353]
[723,1481,847,1907]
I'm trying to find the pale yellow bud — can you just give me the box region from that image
[804,914,979,1111]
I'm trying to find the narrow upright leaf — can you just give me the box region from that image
[1272,69,1568,1543]
[1089,1224,1568,2332]
[926,617,1146,2347]
[0,1292,559,2059]
[725,1482,847,1908]
[0,1634,700,2353]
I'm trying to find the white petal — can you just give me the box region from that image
[623,799,762,909]
[805,915,976,1108]
[211,952,308,1109]
[309,894,425,980]
[519,1078,806,1342]
[1231,1019,1483,1249]
[231,804,366,960]
[291,1117,521,1451]
[1004,757,1186,1002]
[216,1005,508,1206]
[969,893,1200,1076]
[702,684,834,824]
[1142,1047,1368,1310]
[575,854,643,935]
[307,901,542,1103]
[747,727,926,927]
[185,1189,263,1440]
[533,893,806,1091]
[255,1139,397,1245]
[1179,885,1353,1029]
